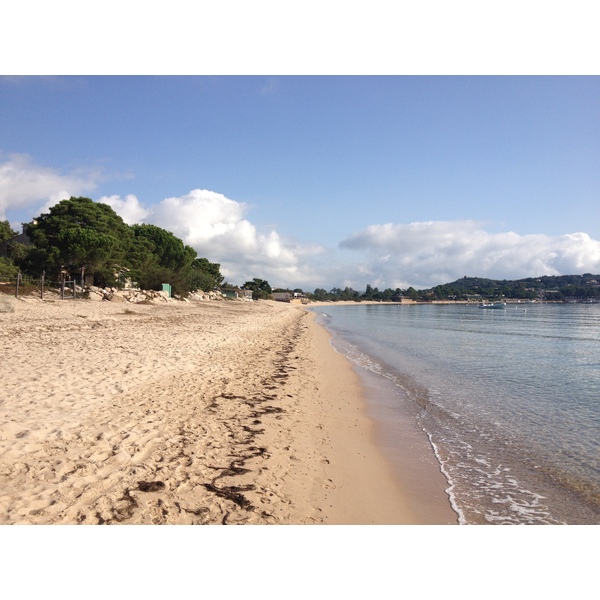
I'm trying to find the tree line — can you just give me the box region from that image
[424,275,600,301]
[3,201,598,301]
[0,197,225,295]
[307,274,600,302]
[310,285,414,302]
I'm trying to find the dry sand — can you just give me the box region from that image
[0,293,456,524]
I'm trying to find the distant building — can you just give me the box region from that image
[273,291,310,304]
[273,292,292,302]
[222,288,253,301]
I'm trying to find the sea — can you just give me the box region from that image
[311,302,600,525]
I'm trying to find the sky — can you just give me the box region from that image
[1,1,599,292]
[1,75,598,291]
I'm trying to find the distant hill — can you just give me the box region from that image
[311,273,600,303]
[426,274,600,301]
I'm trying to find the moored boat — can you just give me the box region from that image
[478,302,507,309]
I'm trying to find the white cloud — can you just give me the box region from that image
[0,156,326,288]
[0,153,99,222]
[106,188,328,288]
[98,194,149,225]
[339,221,600,289]
[150,190,249,247]
[4,153,598,292]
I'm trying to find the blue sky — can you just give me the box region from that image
[2,0,599,293]
[1,75,598,290]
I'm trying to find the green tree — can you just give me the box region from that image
[26,197,134,285]
[391,288,404,302]
[130,224,208,295]
[17,196,237,297]
[242,278,272,300]
[380,288,393,301]
[0,220,17,244]
[0,256,19,279]
[313,288,330,301]
[126,234,160,287]
[131,224,191,272]
[340,286,359,301]
[58,227,117,272]
[187,269,217,293]
[190,257,224,290]
[0,221,31,274]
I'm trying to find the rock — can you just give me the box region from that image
[87,290,103,301]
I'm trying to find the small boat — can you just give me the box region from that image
[478,302,507,309]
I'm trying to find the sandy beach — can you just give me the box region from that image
[0,293,456,525]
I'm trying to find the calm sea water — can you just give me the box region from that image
[312,302,600,525]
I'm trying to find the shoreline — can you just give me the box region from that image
[301,309,457,523]
[0,295,456,524]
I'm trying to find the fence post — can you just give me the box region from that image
[73,279,76,299]
[41,271,45,300]
[60,271,65,300]
[16,270,21,298]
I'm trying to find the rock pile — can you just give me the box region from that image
[86,287,168,303]
[86,287,227,303]
[187,290,226,302]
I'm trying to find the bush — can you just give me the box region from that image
[0,257,19,280]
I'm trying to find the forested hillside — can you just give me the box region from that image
[426,275,600,301]
[310,274,600,302]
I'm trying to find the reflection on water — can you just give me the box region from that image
[314,303,600,524]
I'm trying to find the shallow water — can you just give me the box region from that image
[312,302,600,524]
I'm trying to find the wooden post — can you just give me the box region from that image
[16,270,21,298]
[60,271,65,300]
[73,279,76,299]
[41,271,45,300]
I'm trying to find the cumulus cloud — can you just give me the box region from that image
[98,194,149,225]
[105,188,327,288]
[0,153,99,222]
[0,154,325,287]
[150,190,249,248]
[5,153,598,291]
[339,221,600,289]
